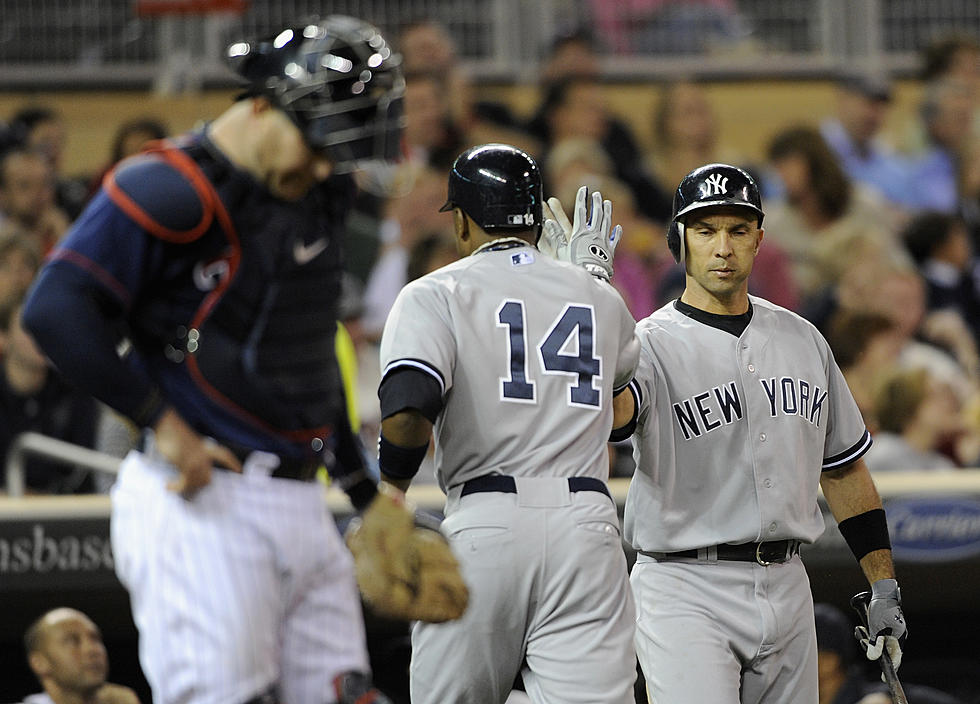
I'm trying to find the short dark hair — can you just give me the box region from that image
[826,309,895,370]
[9,106,60,139]
[901,211,961,264]
[875,367,930,434]
[23,612,47,655]
[110,118,169,163]
[528,75,597,142]
[548,26,596,57]
[921,33,980,81]
[835,71,893,102]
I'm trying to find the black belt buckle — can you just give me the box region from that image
[754,540,791,566]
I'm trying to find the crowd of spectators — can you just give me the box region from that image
[0,112,168,495]
[1,23,979,495]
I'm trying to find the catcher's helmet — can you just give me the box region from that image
[226,15,405,172]
[667,163,764,262]
[439,144,542,233]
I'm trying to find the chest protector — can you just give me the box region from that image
[106,137,347,443]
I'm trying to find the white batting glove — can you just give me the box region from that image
[539,198,570,261]
[540,186,621,280]
[855,579,907,675]
[855,625,903,673]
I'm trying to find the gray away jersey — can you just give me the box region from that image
[623,296,871,552]
[379,243,639,493]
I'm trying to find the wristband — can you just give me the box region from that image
[378,434,429,481]
[609,383,639,442]
[838,508,891,561]
[346,476,378,512]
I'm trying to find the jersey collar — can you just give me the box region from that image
[472,236,530,255]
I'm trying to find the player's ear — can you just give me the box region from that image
[28,651,50,677]
[755,226,764,254]
[453,208,469,242]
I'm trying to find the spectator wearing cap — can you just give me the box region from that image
[820,72,915,209]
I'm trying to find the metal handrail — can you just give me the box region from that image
[6,429,980,503]
[5,432,122,498]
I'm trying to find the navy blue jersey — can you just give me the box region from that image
[24,132,354,460]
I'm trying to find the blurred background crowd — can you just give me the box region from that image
[2,2,980,493]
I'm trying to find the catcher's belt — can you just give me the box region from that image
[142,434,320,482]
[226,444,321,482]
[641,539,802,566]
[460,474,611,500]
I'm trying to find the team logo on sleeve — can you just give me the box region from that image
[510,251,534,266]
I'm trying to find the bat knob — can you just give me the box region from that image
[850,590,871,616]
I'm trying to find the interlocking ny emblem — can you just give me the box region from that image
[699,173,729,198]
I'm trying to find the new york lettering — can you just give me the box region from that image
[760,377,826,427]
[672,381,743,440]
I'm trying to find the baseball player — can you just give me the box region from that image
[375,144,640,703]
[22,16,407,704]
[574,163,906,703]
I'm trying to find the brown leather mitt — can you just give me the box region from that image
[345,484,469,623]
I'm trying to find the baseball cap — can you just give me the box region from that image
[837,71,893,102]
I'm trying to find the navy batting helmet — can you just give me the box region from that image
[439,144,542,233]
[666,163,764,262]
[226,15,404,172]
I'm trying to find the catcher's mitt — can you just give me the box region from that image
[345,484,469,623]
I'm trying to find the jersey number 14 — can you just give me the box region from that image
[496,300,600,408]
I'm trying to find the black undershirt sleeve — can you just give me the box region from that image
[22,262,168,428]
[378,367,444,422]
[609,384,639,442]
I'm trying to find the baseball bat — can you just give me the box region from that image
[850,591,909,704]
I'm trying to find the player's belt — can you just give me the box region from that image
[460,474,611,499]
[642,539,801,566]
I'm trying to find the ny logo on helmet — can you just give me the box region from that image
[699,173,729,198]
